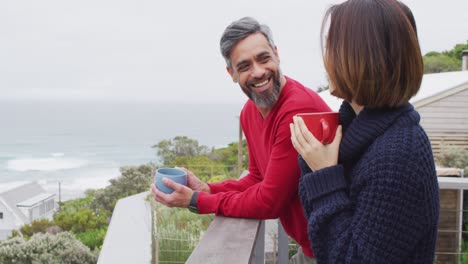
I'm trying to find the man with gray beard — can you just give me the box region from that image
[152,17,330,263]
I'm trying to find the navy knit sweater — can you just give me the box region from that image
[298,101,439,264]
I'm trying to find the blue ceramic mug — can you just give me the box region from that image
[155,167,187,194]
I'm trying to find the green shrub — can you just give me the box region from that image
[437,145,468,172]
[54,207,108,234]
[9,219,58,240]
[459,239,468,264]
[0,232,98,264]
[75,228,107,250]
[90,164,155,213]
[154,204,213,263]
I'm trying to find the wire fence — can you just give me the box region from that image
[435,187,468,264]
[435,233,468,262]
[149,169,468,264]
[156,163,243,183]
[150,211,468,264]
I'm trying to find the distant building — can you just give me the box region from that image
[0,182,56,240]
[412,71,468,157]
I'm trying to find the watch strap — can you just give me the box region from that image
[188,191,199,213]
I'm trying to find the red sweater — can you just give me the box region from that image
[197,76,331,257]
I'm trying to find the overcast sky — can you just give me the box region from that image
[1,0,467,103]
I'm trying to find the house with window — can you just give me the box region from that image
[411,71,468,157]
[0,182,56,240]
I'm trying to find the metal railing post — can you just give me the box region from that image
[251,220,265,264]
[151,200,158,264]
[277,221,289,264]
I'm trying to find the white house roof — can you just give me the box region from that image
[319,71,468,111]
[411,71,468,107]
[0,196,25,229]
[16,193,55,208]
[0,182,49,224]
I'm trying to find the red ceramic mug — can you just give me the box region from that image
[295,112,339,144]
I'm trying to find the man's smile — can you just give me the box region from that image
[250,77,272,93]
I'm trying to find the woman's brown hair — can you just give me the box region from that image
[322,0,423,108]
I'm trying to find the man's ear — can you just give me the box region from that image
[226,66,238,83]
[273,46,280,63]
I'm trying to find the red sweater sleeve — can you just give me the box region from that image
[197,112,301,219]
[208,136,263,194]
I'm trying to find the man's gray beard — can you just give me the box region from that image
[250,82,280,108]
[246,71,282,109]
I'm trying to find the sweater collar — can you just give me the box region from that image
[338,101,419,166]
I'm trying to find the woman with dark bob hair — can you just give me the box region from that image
[290,0,439,263]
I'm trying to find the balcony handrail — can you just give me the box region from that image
[437,176,468,189]
[188,173,467,263]
[186,216,262,264]
[186,170,288,263]
[97,170,467,263]
[97,191,152,264]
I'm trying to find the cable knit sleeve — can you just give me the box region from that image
[299,151,437,263]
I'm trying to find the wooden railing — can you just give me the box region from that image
[188,168,467,264]
[186,169,289,264]
[186,217,289,264]
[97,168,467,264]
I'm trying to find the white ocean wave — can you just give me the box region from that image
[43,168,121,200]
[0,168,120,200]
[6,157,87,172]
[64,168,120,191]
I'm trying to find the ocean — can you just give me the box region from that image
[0,100,244,200]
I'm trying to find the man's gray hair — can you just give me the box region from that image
[220,17,275,69]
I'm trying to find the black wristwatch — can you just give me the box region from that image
[188,191,199,214]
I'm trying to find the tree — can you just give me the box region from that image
[152,136,209,165]
[208,140,249,178]
[90,164,155,213]
[172,155,225,182]
[445,43,468,61]
[423,42,468,73]
[423,55,460,73]
[152,136,249,181]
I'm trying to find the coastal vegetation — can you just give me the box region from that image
[152,135,248,182]
[0,232,98,264]
[423,42,468,73]
[0,136,247,263]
